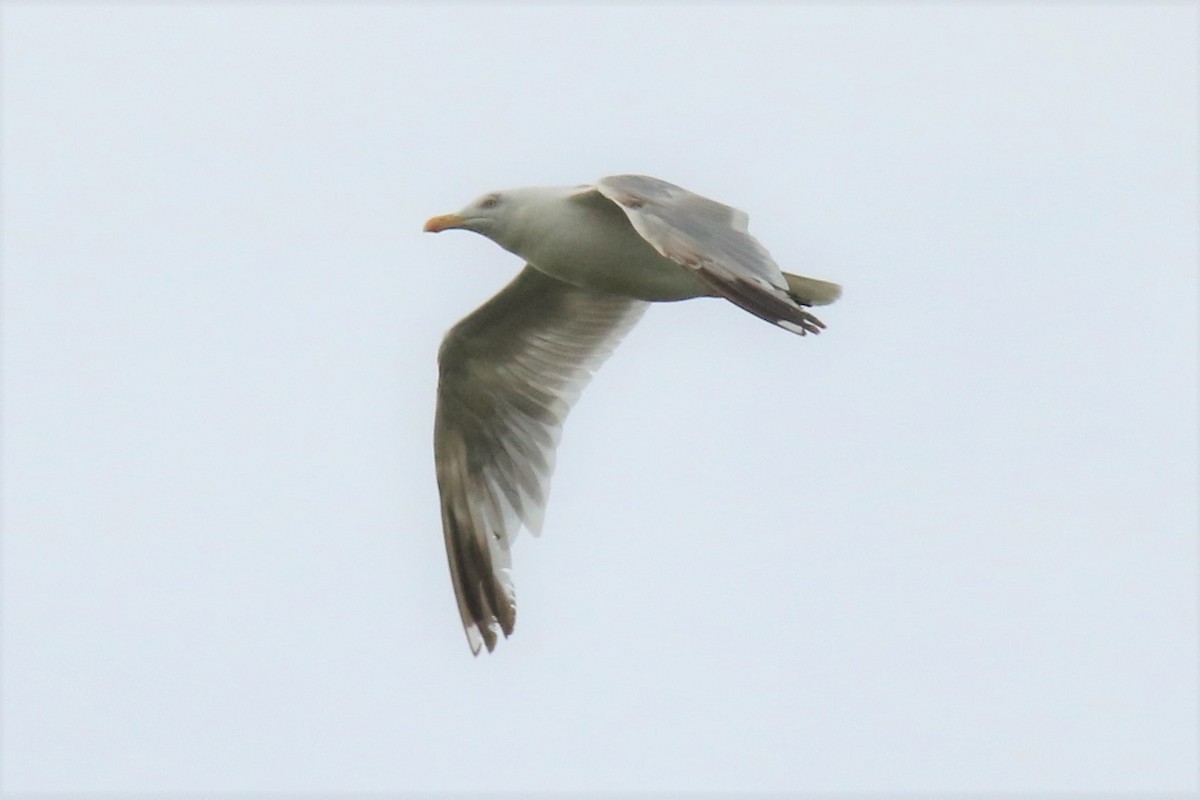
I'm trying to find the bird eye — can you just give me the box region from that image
[479,193,501,209]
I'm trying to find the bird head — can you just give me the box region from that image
[424,186,569,260]
[423,190,510,237]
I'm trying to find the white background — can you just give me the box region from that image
[3,3,1197,795]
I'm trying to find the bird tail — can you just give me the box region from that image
[783,273,842,307]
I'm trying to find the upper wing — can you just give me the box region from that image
[594,174,828,335]
[435,265,647,654]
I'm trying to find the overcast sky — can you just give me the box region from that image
[2,3,1197,795]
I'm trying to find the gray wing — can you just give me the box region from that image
[594,174,827,335]
[435,265,647,654]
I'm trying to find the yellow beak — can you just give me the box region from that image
[423,213,466,233]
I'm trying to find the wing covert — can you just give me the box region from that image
[595,174,828,335]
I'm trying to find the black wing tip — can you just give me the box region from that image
[443,496,517,656]
[779,312,826,336]
[467,611,514,656]
[695,270,829,337]
[461,574,516,655]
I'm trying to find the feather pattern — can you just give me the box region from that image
[594,174,827,334]
[435,265,647,653]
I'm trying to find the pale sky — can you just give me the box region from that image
[2,3,1197,795]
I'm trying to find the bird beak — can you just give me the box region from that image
[423,213,466,233]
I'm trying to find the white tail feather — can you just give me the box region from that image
[783,273,842,306]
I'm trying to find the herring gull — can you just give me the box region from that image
[424,174,841,654]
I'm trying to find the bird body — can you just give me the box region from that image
[425,174,841,654]
[494,185,717,301]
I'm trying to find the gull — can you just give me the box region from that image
[424,174,841,654]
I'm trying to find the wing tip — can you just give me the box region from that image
[465,613,513,656]
[779,318,821,336]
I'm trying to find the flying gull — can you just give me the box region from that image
[424,174,841,654]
